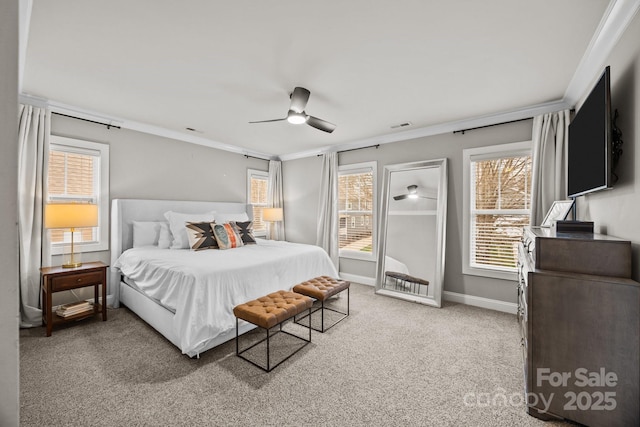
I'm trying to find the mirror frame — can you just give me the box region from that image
[375,158,448,307]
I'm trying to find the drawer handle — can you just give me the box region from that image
[77,278,82,283]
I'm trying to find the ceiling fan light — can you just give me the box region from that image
[408,194,419,199]
[287,111,308,125]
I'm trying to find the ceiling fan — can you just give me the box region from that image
[249,87,336,133]
[393,185,436,201]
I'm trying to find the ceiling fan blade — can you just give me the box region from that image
[307,115,336,133]
[248,118,287,124]
[290,87,310,113]
[419,195,437,200]
[393,194,408,201]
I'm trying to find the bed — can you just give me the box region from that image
[110,199,339,357]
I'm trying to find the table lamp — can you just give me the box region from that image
[45,202,99,268]
[262,207,283,240]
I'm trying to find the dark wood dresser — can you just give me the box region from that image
[517,226,639,426]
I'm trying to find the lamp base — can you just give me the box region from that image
[62,261,82,268]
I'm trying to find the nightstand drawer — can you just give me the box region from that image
[51,271,103,291]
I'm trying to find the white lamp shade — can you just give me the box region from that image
[262,207,283,222]
[45,203,99,229]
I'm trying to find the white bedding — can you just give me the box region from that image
[385,256,410,275]
[114,239,338,356]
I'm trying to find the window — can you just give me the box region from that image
[247,169,268,237]
[463,141,531,280]
[338,161,376,260]
[47,135,109,254]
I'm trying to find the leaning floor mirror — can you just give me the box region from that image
[375,158,448,307]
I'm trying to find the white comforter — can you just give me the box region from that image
[114,239,338,356]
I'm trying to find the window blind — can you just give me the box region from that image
[249,174,268,233]
[47,147,99,244]
[338,169,374,253]
[470,155,532,271]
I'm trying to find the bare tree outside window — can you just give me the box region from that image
[471,155,532,270]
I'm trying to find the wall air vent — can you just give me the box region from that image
[390,122,412,129]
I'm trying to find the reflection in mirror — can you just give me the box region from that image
[376,159,447,307]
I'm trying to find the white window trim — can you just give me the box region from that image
[48,135,110,255]
[462,141,531,281]
[247,168,268,237]
[338,161,377,261]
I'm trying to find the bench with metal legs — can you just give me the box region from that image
[293,276,350,333]
[234,290,313,372]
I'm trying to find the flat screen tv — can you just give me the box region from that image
[567,66,612,198]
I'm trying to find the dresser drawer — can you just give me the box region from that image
[50,271,103,291]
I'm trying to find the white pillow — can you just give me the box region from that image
[132,221,168,248]
[157,222,172,249]
[164,211,216,249]
[215,212,249,224]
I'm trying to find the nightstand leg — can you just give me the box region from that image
[94,283,99,315]
[41,277,45,320]
[101,272,107,321]
[45,278,53,337]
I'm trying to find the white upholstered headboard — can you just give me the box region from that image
[109,199,253,307]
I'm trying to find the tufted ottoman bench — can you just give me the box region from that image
[233,290,313,372]
[293,276,350,332]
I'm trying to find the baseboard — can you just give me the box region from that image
[338,273,376,287]
[337,274,517,314]
[443,291,517,314]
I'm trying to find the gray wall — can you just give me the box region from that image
[576,11,640,281]
[0,1,19,425]
[283,9,640,302]
[386,214,437,285]
[283,119,533,303]
[49,115,268,299]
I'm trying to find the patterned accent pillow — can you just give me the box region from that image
[212,223,244,250]
[164,211,216,249]
[185,222,218,250]
[232,221,257,245]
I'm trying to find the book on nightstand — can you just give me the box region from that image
[56,301,93,318]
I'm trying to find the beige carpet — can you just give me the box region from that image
[20,283,568,426]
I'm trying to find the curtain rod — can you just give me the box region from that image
[453,118,531,135]
[317,144,380,156]
[52,112,121,130]
[244,154,270,161]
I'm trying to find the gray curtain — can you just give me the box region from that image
[18,104,51,327]
[530,109,570,225]
[316,152,339,269]
[267,160,285,241]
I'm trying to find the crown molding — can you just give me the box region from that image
[19,94,276,161]
[564,0,640,106]
[279,99,569,161]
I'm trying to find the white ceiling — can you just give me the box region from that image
[22,0,629,160]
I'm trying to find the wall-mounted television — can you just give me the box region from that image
[567,66,612,198]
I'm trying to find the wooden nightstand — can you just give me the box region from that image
[40,261,108,336]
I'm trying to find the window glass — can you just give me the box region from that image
[247,169,268,236]
[338,162,376,259]
[463,142,531,279]
[47,136,109,253]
